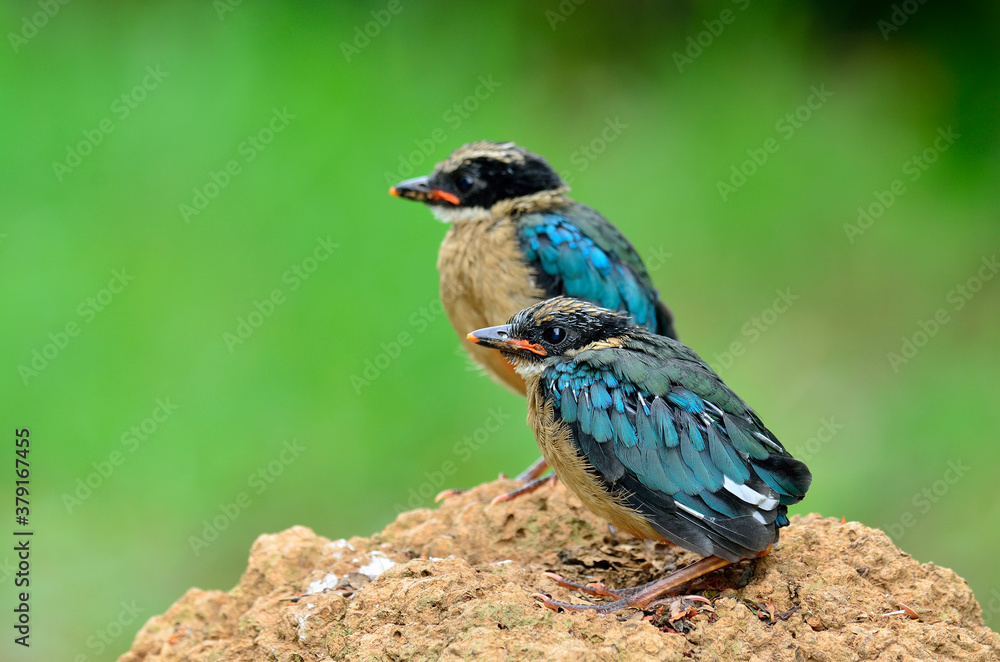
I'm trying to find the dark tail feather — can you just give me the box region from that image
[751,455,812,505]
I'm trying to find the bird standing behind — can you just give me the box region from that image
[390,141,677,489]
[390,141,676,396]
[468,297,811,612]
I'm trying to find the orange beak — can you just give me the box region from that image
[430,189,461,205]
[389,176,460,206]
[467,327,547,357]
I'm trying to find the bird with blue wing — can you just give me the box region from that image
[467,297,811,613]
[390,141,676,496]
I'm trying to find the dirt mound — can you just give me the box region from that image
[119,478,999,661]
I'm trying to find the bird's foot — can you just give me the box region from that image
[650,594,712,611]
[434,457,552,504]
[542,572,628,598]
[531,593,626,614]
[533,590,710,615]
[534,555,733,614]
[433,487,467,502]
[489,474,557,507]
[514,456,550,482]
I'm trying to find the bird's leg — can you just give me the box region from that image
[533,555,734,614]
[542,572,642,598]
[542,566,703,601]
[487,457,554,506]
[489,473,557,506]
[435,457,553,503]
[514,456,549,482]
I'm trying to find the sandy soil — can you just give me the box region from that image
[119,478,999,661]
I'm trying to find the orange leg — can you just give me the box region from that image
[534,555,731,614]
[489,474,557,507]
[542,572,631,598]
[435,457,552,503]
[434,487,466,502]
[513,456,549,482]
[534,545,772,614]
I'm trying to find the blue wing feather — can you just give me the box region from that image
[591,408,613,443]
[540,347,811,562]
[611,409,638,447]
[590,382,612,409]
[517,207,672,336]
[708,424,750,483]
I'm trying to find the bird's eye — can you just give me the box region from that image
[543,327,566,344]
[455,174,475,192]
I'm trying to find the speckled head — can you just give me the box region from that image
[389,141,568,220]
[467,297,635,368]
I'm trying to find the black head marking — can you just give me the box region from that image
[508,297,635,359]
[428,141,565,208]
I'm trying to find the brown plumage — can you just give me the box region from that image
[392,141,673,395]
[467,298,810,613]
[391,141,676,493]
[527,386,664,541]
[437,216,544,394]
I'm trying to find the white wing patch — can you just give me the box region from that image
[723,476,779,510]
[673,500,705,520]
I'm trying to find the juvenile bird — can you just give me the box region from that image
[468,297,811,613]
[390,141,676,489]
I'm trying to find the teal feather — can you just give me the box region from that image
[516,208,673,337]
[650,397,679,447]
[590,382,612,409]
[611,409,637,447]
[668,388,705,414]
[662,446,702,494]
[723,413,769,460]
[617,443,680,494]
[638,445,680,494]
[679,423,724,492]
[684,415,706,452]
[577,393,593,436]
[752,461,810,502]
[754,466,795,498]
[557,247,589,277]
[591,407,613,443]
[707,424,750,483]
[636,406,658,449]
[560,385,577,423]
[699,489,740,518]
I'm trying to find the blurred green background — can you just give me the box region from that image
[2,1,999,659]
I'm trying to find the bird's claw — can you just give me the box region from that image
[531,592,629,614]
[531,592,596,612]
[543,572,623,598]
[531,592,562,611]
[488,474,557,507]
[533,590,711,615]
[649,594,711,609]
[433,488,468,502]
